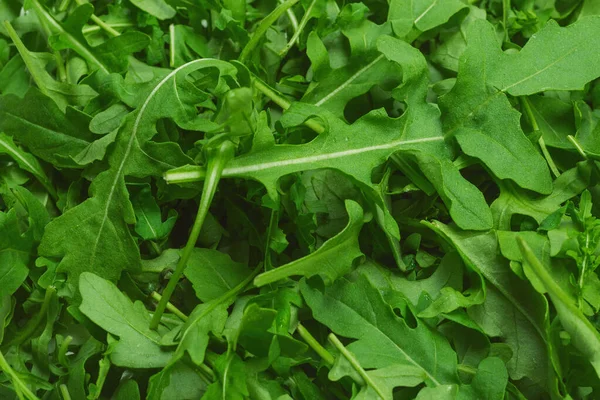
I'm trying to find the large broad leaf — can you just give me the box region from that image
[440,18,600,195]
[377,35,492,230]
[79,272,172,368]
[39,60,237,291]
[425,222,554,390]
[491,161,593,230]
[301,6,399,118]
[301,273,460,387]
[185,248,252,302]
[171,36,491,230]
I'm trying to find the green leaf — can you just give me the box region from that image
[202,353,249,400]
[129,0,176,20]
[301,273,460,386]
[3,21,98,110]
[0,89,114,168]
[29,2,150,74]
[491,161,593,230]
[0,133,55,199]
[440,19,552,194]
[488,17,600,96]
[254,199,365,286]
[38,60,235,291]
[79,272,173,368]
[0,187,48,297]
[185,248,251,302]
[132,184,177,241]
[518,238,600,378]
[425,221,552,388]
[388,0,467,39]
[377,35,492,230]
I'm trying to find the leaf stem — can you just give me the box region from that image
[252,76,325,134]
[457,363,477,375]
[150,141,235,329]
[296,324,335,365]
[567,135,588,160]
[58,0,71,12]
[279,0,317,57]
[82,23,134,35]
[0,350,40,400]
[328,333,386,399]
[59,384,72,400]
[169,24,176,67]
[150,291,188,321]
[577,230,591,311]
[58,335,73,367]
[37,16,68,82]
[198,362,216,382]
[239,0,301,63]
[74,0,120,37]
[521,97,560,177]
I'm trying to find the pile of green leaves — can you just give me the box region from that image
[2,0,600,398]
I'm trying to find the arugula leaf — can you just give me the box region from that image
[79,272,173,368]
[3,1,600,398]
[38,60,236,291]
[255,199,365,286]
[301,274,460,387]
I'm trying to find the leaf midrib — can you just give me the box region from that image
[222,136,444,177]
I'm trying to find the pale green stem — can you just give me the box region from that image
[568,135,589,160]
[58,0,71,12]
[0,350,40,400]
[239,0,301,62]
[89,356,110,400]
[328,333,386,399]
[297,324,335,365]
[502,0,510,42]
[59,384,72,400]
[252,77,325,134]
[82,23,134,35]
[457,364,477,375]
[283,0,299,33]
[198,363,216,382]
[149,240,162,256]
[175,264,263,352]
[58,336,73,367]
[519,237,600,338]
[578,231,591,311]
[37,16,67,82]
[279,0,316,57]
[169,24,176,67]
[150,291,188,321]
[150,141,235,329]
[521,97,560,177]
[74,0,120,37]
